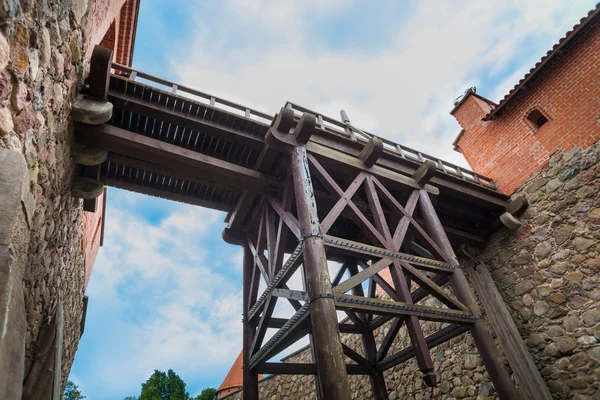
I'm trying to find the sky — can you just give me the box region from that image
[69,1,597,398]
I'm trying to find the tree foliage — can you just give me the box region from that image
[193,388,217,400]
[138,369,190,400]
[64,380,86,400]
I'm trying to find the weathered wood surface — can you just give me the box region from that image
[467,261,552,400]
[75,123,276,192]
[359,137,384,168]
[418,190,520,400]
[290,146,351,399]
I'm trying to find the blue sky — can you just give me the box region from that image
[69,1,597,398]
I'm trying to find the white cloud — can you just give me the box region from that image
[82,192,242,396]
[170,0,595,170]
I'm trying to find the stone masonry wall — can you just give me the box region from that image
[475,142,600,399]
[223,141,600,400]
[0,0,108,392]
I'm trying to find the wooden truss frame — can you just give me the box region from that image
[241,112,519,400]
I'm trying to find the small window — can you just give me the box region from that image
[526,109,549,130]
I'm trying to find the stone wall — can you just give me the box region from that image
[476,142,600,399]
[0,0,107,394]
[224,141,600,400]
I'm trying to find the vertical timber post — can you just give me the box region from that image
[290,147,351,400]
[242,241,259,400]
[346,260,389,400]
[418,190,519,400]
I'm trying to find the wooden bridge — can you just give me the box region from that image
[72,46,528,400]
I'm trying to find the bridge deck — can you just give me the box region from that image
[75,63,510,244]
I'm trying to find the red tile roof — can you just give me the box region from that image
[217,351,263,396]
[484,3,600,120]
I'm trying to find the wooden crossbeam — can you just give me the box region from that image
[334,294,475,325]
[323,236,456,274]
[334,258,393,294]
[75,123,276,193]
[376,324,470,372]
[248,245,304,321]
[342,344,371,367]
[257,363,371,375]
[108,90,265,149]
[249,307,311,370]
[266,127,439,195]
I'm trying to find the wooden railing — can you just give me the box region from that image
[110,63,273,124]
[108,63,498,192]
[285,102,498,191]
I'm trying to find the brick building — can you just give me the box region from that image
[451,5,600,194]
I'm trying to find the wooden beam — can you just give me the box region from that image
[108,90,265,150]
[293,113,316,144]
[290,146,350,398]
[102,178,234,212]
[334,258,393,295]
[272,288,309,302]
[257,363,371,375]
[359,137,384,168]
[418,190,519,400]
[266,127,439,195]
[376,324,470,372]
[334,294,476,325]
[466,257,552,400]
[412,160,437,185]
[75,123,276,192]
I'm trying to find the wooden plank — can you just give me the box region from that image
[320,172,367,234]
[272,288,309,302]
[334,294,476,325]
[266,127,439,195]
[342,344,371,367]
[398,260,469,312]
[334,258,393,294]
[257,363,371,375]
[76,123,276,192]
[109,90,265,149]
[376,324,470,372]
[267,196,301,240]
[418,190,519,400]
[372,177,451,264]
[346,260,389,399]
[468,262,552,400]
[324,236,455,274]
[106,153,245,194]
[102,178,234,212]
[308,155,388,246]
[375,318,403,361]
[52,295,64,400]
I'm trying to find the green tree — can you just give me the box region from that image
[138,369,189,400]
[64,380,86,400]
[193,388,217,400]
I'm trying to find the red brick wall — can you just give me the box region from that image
[453,17,600,194]
[86,0,128,58]
[82,190,105,288]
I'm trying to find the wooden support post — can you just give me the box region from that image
[242,241,259,400]
[418,190,520,400]
[290,146,351,400]
[463,249,552,400]
[347,260,388,400]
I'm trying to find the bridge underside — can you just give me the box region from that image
[72,47,523,400]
